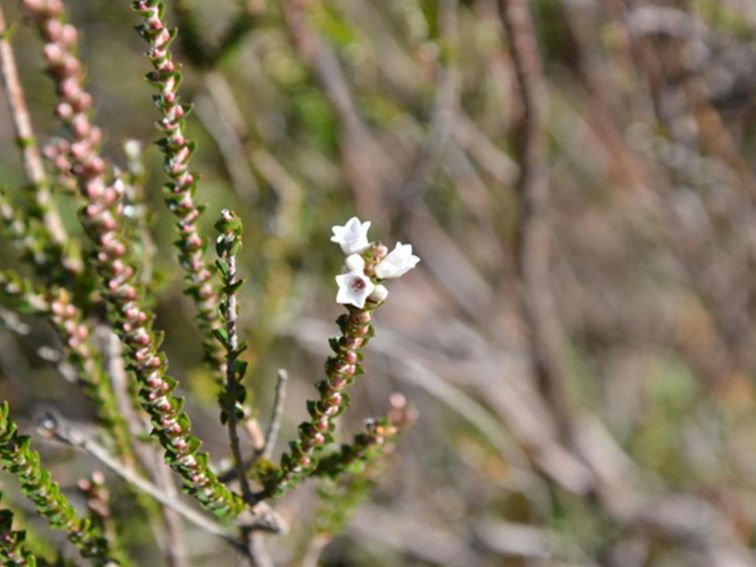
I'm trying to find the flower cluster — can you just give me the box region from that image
[332,217,419,309]
[263,218,418,497]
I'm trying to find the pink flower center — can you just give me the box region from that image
[350,276,366,291]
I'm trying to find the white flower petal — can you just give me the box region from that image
[344,253,366,273]
[335,272,375,308]
[375,242,420,279]
[330,217,371,255]
[369,284,389,303]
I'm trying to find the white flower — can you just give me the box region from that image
[369,284,389,303]
[375,242,420,279]
[331,217,371,255]
[335,272,376,308]
[344,253,365,273]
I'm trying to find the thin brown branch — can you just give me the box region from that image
[496,0,575,444]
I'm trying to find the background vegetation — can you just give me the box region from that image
[3,0,756,565]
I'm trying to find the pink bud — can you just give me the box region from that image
[60,24,78,46]
[344,351,357,364]
[88,157,106,176]
[50,300,64,316]
[55,102,73,120]
[73,92,93,113]
[43,43,63,64]
[62,56,81,76]
[45,19,63,41]
[60,77,79,100]
[352,311,371,324]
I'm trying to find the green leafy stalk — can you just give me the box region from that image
[25,0,245,518]
[313,397,411,538]
[314,413,405,480]
[262,243,389,498]
[214,210,253,503]
[0,403,111,562]
[0,493,38,567]
[132,0,225,373]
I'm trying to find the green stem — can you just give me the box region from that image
[0,403,112,563]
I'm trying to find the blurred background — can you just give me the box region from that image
[3,0,756,565]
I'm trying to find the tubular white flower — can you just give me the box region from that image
[375,242,420,279]
[369,284,389,303]
[344,253,366,273]
[335,271,376,308]
[330,217,371,255]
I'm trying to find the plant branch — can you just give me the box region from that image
[36,413,243,552]
[0,492,39,567]
[214,210,254,505]
[133,0,225,375]
[496,0,575,444]
[261,369,288,461]
[96,326,189,567]
[0,403,112,562]
[25,0,245,518]
[261,242,391,499]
